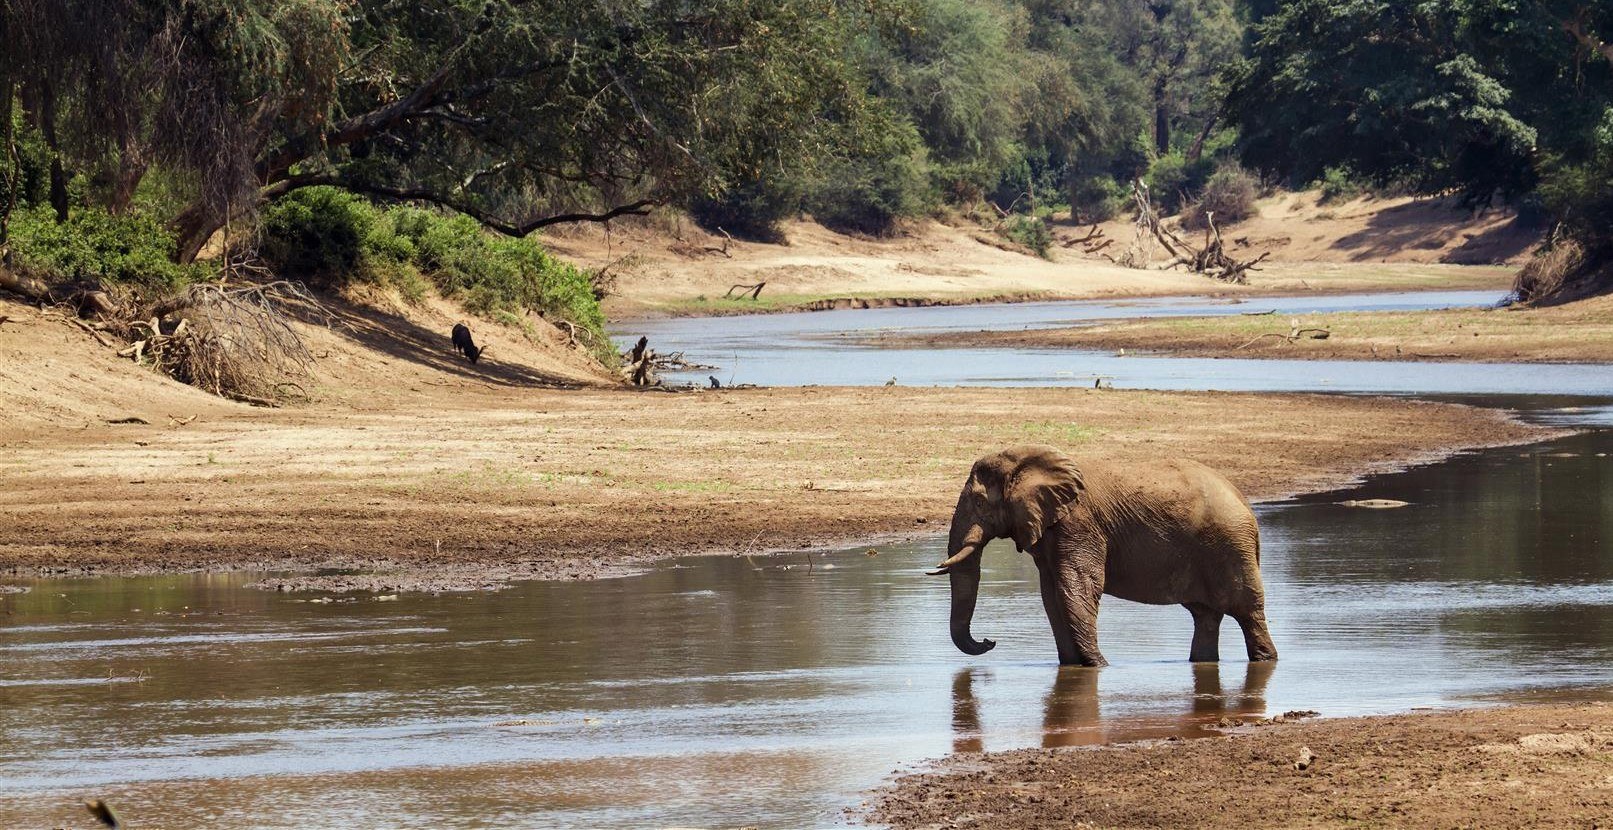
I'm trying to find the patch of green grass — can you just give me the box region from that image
[649,480,736,493]
[1017,421,1102,444]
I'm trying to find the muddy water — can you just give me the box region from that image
[619,290,1613,394]
[2,423,1611,828]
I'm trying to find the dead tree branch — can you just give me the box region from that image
[724,282,765,300]
[1116,182,1269,283]
[1235,320,1332,350]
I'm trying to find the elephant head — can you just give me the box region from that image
[929,445,1085,655]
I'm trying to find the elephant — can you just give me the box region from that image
[929,444,1277,666]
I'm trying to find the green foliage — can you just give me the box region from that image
[1068,176,1127,224]
[690,181,801,243]
[7,206,208,290]
[1145,152,1213,214]
[810,139,935,236]
[1181,164,1259,229]
[1231,0,1613,297]
[258,188,608,349]
[1003,214,1052,258]
[862,0,1029,201]
[1316,167,1366,205]
[258,188,379,284]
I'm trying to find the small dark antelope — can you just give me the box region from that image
[451,323,485,364]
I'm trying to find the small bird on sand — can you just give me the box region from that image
[885,377,897,387]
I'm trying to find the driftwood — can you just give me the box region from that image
[622,335,659,387]
[1116,181,1269,283]
[724,281,765,300]
[1236,320,1332,350]
[704,228,735,258]
[1061,224,1112,256]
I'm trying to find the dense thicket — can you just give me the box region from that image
[1229,0,1613,300]
[7,0,1611,307]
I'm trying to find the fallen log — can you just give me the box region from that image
[725,282,765,300]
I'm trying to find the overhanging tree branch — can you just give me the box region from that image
[264,174,657,236]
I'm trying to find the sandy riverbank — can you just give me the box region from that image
[871,699,1613,829]
[0,383,1556,592]
[887,293,1613,364]
[547,194,1524,320]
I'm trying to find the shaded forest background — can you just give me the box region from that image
[3,0,1613,328]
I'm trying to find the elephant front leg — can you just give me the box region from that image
[1185,602,1223,662]
[1040,558,1106,667]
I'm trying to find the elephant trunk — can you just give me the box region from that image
[937,509,995,655]
[949,551,996,655]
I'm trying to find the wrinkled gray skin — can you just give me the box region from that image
[932,444,1277,666]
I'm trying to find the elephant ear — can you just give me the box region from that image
[1004,445,1085,552]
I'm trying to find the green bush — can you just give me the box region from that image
[1068,175,1127,224]
[8,205,208,290]
[258,187,379,284]
[1003,214,1052,258]
[810,150,934,236]
[690,180,801,243]
[256,188,611,355]
[1316,166,1365,204]
[1180,165,1259,229]
[1144,152,1212,214]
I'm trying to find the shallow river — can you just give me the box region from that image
[2,413,1611,828]
[3,293,1612,827]
[618,290,1613,394]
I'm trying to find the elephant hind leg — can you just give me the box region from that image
[1232,608,1278,661]
[1185,602,1223,663]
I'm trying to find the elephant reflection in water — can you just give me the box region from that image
[950,661,1274,752]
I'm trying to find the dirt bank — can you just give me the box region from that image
[0,377,1555,591]
[871,700,1613,829]
[549,192,1523,320]
[890,293,1613,364]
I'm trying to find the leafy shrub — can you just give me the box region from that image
[1316,166,1365,204]
[1068,175,1127,224]
[1003,214,1052,258]
[1180,165,1259,229]
[258,187,379,284]
[810,149,934,236]
[8,205,208,290]
[257,188,612,356]
[1144,152,1212,214]
[690,180,801,243]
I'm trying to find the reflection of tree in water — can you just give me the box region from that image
[950,661,1275,752]
[1272,432,1613,587]
[1265,432,1613,655]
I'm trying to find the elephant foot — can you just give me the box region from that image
[1233,609,1277,661]
[1058,652,1107,668]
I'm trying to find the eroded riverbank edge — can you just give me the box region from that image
[606,271,1514,322]
[869,699,1613,829]
[874,293,1613,365]
[0,386,1566,593]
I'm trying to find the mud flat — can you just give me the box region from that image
[895,294,1613,364]
[871,701,1613,829]
[0,385,1556,591]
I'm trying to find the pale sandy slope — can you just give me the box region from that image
[544,191,1532,317]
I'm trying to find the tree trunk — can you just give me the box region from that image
[38,82,67,223]
[1153,76,1171,155]
[1185,108,1221,164]
[171,204,223,264]
[0,78,15,246]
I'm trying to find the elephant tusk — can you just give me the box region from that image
[927,544,978,575]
